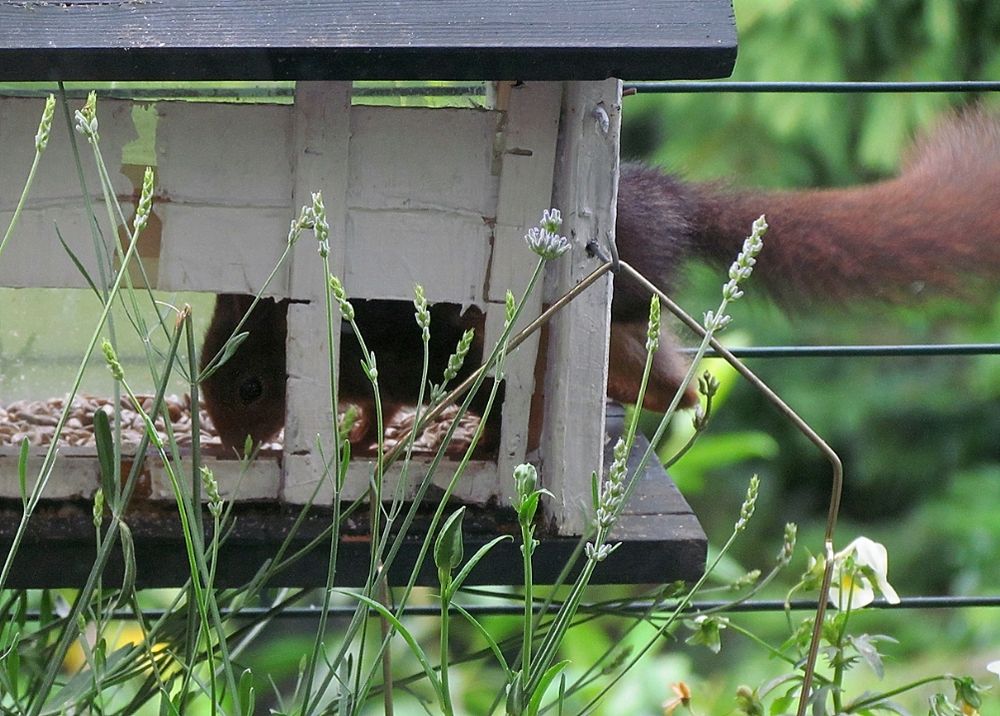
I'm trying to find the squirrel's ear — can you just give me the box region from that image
[212,294,244,321]
[214,293,260,322]
[607,322,698,412]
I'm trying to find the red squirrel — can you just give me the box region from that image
[200,296,488,450]
[201,107,1000,451]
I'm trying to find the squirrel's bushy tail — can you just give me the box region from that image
[616,107,1000,312]
[608,108,1000,410]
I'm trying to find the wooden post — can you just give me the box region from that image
[542,79,622,535]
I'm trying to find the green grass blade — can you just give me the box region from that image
[54,224,101,299]
[16,437,29,508]
[92,407,116,503]
[449,536,513,594]
[526,660,569,716]
[452,603,512,678]
[335,589,444,706]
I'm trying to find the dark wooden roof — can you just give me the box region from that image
[0,0,736,81]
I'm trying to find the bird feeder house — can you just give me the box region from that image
[0,1,736,586]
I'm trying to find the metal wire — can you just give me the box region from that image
[19,595,1000,622]
[625,80,1000,94]
[617,80,1000,714]
[684,343,1000,358]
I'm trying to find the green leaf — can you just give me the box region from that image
[45,641,141,709]
[435,507,466,575]
[847,633,889,679]
[117,520,137,605]
[12,592,26,629]
[199,331,249,381]
[506,670,524,716]
[238,668,256,716]
[159,693,182,716]
[526,660,569,716]
[55,224,102,299]
[93,407,116,501]
[39,589,53,627]
[769,691,794,715]
[757,673,801,700]
[452,603,511,677]
[450,535,513,595]
[952,676,984,711]
[334,589,443,705]
[17,436,29,507]
[684,615,728,654]
[518,491,541,526]
[94,636,108,674]
[4,633,19,699]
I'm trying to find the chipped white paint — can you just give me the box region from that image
[484,82,561,495]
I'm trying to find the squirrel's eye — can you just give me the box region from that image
[238,376,264,404]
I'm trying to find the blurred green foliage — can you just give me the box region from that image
[627,0,1000,590]
[624,0,1000,185]
[619,1,1000,710]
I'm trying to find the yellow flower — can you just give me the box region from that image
[960,703,979,716]
[64,621,166,675]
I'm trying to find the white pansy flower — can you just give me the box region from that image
[829,536,900,609]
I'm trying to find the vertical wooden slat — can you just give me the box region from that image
[541,79,622,534]
[487,81,563,497]
[282,81,353,504]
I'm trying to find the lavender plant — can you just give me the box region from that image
[5,91,988,716]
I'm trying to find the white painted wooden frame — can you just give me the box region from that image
[0,80,620,535]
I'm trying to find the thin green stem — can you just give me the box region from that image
[849,675,955,711]
[726,622,800,667]
[439,579,454,716]
[0,146,43,263]
[351,333,512,709]
[115,376,228,710]
[521,522,535,682]
[578,526,744,715]
[621,261,844,716]
[26,313,184,716]
[526,265,734,699]
[183,311,205,708]
[198,238,300,381]
[0,173,150,594]
[300,249,345,716]
[343,258,545,710]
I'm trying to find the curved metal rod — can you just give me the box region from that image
[618,261,843,716]
[379,254,842,714]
